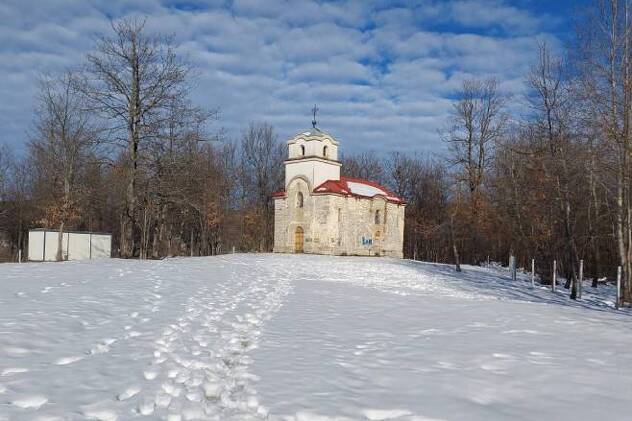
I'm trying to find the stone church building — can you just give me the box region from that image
[273,127,405,258]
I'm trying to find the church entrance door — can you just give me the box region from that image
[294,226,304,253]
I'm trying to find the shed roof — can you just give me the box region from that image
[29,228,112,236]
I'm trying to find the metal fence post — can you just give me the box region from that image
[552,260,557,292]
[616,266,622,309]
[509,255,516,281]
[578,259,583,300]
[531,258,535,288]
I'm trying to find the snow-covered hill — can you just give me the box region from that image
[0,254,631,420]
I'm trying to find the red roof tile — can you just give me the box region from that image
[273,177,406,204]
[314,176,406,204]
[272,189,286,198]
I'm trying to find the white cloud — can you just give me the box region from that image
[0,0,561,156]
[449,0,543,33]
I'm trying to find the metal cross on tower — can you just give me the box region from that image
[311,104,319,128]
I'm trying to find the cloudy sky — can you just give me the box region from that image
[0,0,585,155]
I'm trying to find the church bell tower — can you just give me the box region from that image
[284,106,341,190]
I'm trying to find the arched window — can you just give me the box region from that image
[300,145,305,156]
[297,192,304,208]
[374,210,381,224]
[323,145,328,157]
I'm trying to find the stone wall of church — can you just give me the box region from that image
[273,183,405,258]
[325,195,404,258]
[273,197,288,253]
[273,177,314,254]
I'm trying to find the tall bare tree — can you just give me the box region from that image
[447,78,506,196]
[0,144,9,202]
[239,122,284,251]
[0,144,11,257]
[29,72,96,260]
[527,44,582,297]
[0,158,35,261]
[77,17,189,257]
[577,0,632,304]
[445,78,507,265]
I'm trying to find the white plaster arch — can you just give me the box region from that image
[286,175,313,194]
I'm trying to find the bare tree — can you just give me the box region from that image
[445,77,507,264]
[0,144,11,257]
[29,72,96,261]
[0,144,9,202]
[341,151,386,184]
[0,158,35,261]
[77,17,190,257]
[527,43,582,297]
[384,152,417,199]
[446,78,506,196]
[140,99,218,259]
[239,122,284,251]
[576,0,632,305]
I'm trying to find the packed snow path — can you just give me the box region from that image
[1,254,631,420]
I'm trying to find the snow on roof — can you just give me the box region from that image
[346,181,387,198]
[313,177,405,204]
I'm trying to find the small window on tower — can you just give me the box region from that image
[323,145,328,157]
[297,192,304,208]
[375,210,381,224]
[300,145,305,156]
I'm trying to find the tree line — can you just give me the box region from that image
[338,0,632,306]
[0,2,631,306]
[0,18,285,262]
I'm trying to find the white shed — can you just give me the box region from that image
[28,229,112,261]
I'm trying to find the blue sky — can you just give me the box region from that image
[0,0,585,155]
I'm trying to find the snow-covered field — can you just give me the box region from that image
[1,254,631,420]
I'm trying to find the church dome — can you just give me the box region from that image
[288,127,339,145]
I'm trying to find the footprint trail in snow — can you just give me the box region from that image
[0,256,291,420]
[134,265,291,419]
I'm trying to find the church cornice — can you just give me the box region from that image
[284,156,342,165]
